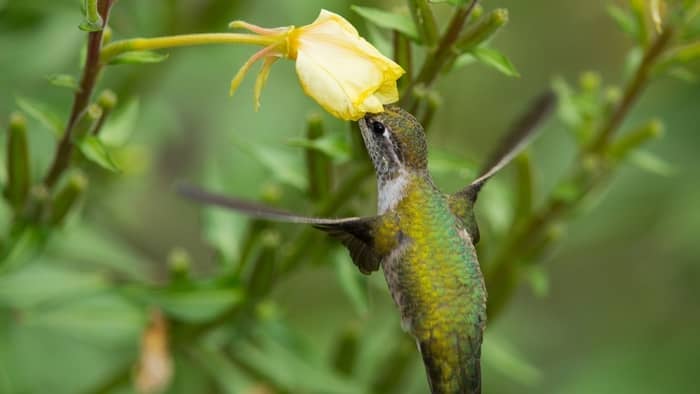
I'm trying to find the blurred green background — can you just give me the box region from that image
[1,0,699,393]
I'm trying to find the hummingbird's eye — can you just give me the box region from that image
[371,121,385,135]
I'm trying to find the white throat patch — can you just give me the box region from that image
[378,170,409,214]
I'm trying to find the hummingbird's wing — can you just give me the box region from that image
[448,91,556,243]
[177,184,381,274]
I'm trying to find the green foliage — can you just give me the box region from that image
[1,1,698,393]
[352,6,420,42]
[108,51,170,65]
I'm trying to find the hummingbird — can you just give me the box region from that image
[179,92,554,394]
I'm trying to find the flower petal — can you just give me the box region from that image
[295,50,361,120]
[288,9,405,119]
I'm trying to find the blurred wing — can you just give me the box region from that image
[177,184,381,274]
[470,90,556,188]
[449,91,556,243]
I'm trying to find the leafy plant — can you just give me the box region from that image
[1,0,698,393]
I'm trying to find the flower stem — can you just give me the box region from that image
[100,33,281,63]
[43,0,114,189]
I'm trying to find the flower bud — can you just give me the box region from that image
[72,104,102,140]
[5,113,31,211]
[456,9,508,52]
[305,114,331,200]
[49,171,88,226]
[608,119,664,160]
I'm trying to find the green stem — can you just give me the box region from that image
[43,0,114,189]
[407,0,438,46]
[590,28,672,152]
[401,0,478,109]
[486,29,675,320]
[100,33,281,63]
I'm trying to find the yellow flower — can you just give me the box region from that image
[229,10,405,120]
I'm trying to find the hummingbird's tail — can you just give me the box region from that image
[418,330,482,394]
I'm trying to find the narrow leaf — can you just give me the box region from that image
[471,47,520,77]
[100,99,140,146]
[453,52,477,69]
[551,77,582,127]
[109,51,169,65]
[236,140,307,191]
[333,248,368,316]
[606,4,638,37]
[0,264,106,309]
[351,6,420,41]
[628,150,675,176]
[145,287,244,323]
[77,136,120,172]
[430,0,471,5]
[484,335,542,386]
[667,66,697,82]
[287,133,351,163]
[46,74,79,91]
[27,293,146,344]
[15,97,64,137]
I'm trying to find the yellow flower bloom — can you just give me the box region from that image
[229,10,405,120]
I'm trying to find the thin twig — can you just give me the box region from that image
[485,28,675,319]
[590,28,673,152]
[400,0,478,109]
[44,0,115,188]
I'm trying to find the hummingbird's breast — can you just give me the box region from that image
[375,175,487,393]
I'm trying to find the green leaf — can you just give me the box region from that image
[48,223,151,280]
[351,6,420,41]
[551,77,582,127]
[0,263,106,308]
[199,164,249,265]
[100,99,139,146]
[332,248,368,316]
[470,47,520,77]
[484,335,542,386]
[453,52,477,69]
[287,133,351,163]
[628,150,675,176]
[430,0,471,5]
[238,141,307,191]
[46,74,79,90]
[15,97,64,137]
[188,347,256,394]
[552,180,581,203]
[236,333,359,393]
[527,266,549,298]
[26,293,146,344]
[667,66,697,83]
[0,227,47,274]
[108,51,169,65]
[606,4,638,37]
[77,136,120,172]
[144,287,244,323]
[623,47,643,81]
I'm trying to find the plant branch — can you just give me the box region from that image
[43,0,114,188]
[485,28,675,319]
[590,28,673,152]
[401,0,478,109]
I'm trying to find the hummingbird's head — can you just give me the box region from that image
[358,106,427,181]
